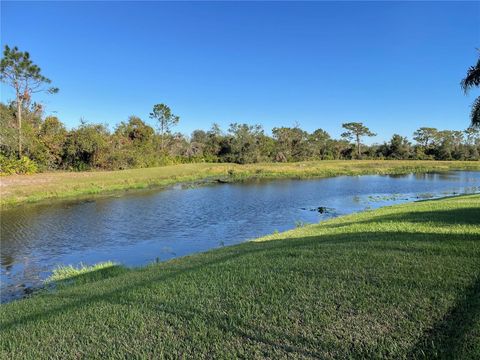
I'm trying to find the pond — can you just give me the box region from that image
[1,171,479,302]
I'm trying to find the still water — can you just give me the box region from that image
[1,171,479,302]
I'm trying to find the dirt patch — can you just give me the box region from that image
[0,174,54,188]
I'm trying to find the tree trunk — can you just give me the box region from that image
[356,134,361,159]
[160,122,166,154]
[160,130,164,153]
[16,99,22,159]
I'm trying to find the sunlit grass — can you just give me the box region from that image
[46,261,122,285]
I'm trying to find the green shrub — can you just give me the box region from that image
[0,155,38,175]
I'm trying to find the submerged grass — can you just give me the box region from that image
[1,160,479,208]
[0,194,479,358]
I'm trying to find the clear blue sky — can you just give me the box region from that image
[1,1,479,142]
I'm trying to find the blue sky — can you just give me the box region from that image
[1,1,479,142]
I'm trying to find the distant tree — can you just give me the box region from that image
[308,129,331,159]
[363,143,380,159]
[0,102,17,157]
[413,127,438,148]
[168,132,190,158]
[205,123,225,160]
[341,122,376,159]
[115,116,154,144]
[227,123,265,164]
[385,134,412,159]
[464,126,480,159]
[413,127,438,158]
[0,45,58,158]
[149,104,179,153]
[272,126,309,161]
[461,52,480,126]
[110,116,157,168]
[434,130,465,160]
[465,126,480,145]
[330,139,351,159]
[64,121,110,169]
[191,129,208,144]
[189,126,226,161]
[3,102,49,167]
[38,116,67,168]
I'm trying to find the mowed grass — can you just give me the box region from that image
[1,195,479,359]
[1,160,480,208]
[46,261,125,285]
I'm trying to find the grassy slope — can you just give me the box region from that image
[1,195,479,359]
[1,160,480,207]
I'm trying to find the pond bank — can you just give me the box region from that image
[1,194,479,358]
[2,160,479,208]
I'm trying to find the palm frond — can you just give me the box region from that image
[461,57,480,93]
[471,96,480,127]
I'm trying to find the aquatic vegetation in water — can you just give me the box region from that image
[160,246,177,256]
[366,193,409,202]
[416,193,435,199]
[300,206,335,214]
[294,220,311,228]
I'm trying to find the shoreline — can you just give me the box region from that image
[2,160,480,209]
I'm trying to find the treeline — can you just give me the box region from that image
[1,102,479,174]
[1,45,479,174]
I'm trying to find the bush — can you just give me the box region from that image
[0,155,39,175]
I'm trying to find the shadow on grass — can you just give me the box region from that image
[128,296,328,358]
[1,226,479,357]
[372,207,479,226]
[49,264,129,288]
[408,276,480,359]
[324,206,480,229]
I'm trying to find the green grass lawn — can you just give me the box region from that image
[1,194,479,358]
[1,160,480,208]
